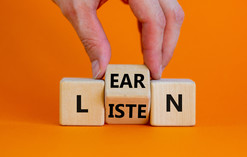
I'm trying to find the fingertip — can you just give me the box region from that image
[151,66,163,80]
[151,73,161,80]
[92,49,111,79]
[144,63,162,80]
[92,60,101,79]
[91,57,110,79]
[87,37,110,79]
[93,70,104,79]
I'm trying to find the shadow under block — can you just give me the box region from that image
[60,78,105,126]
[105,64,150,124]
[150,79,196,126]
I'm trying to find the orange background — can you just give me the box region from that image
[0,0,247,156]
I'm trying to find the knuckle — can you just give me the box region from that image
[156,13,166,29]
[60,1,86,19]
[81,38,110,60]
[145,12,166,30]
[138,10,166,29]
[81,38,99,54]
[61,4,76,18]
[174,5,185,25]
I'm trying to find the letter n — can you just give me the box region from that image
[166,94,182,112]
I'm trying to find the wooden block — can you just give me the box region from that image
[60,78,105,126]
[105,64,150,124]
[150,79,196,126]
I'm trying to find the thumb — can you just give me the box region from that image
[62,2,111,78]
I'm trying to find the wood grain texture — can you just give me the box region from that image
[150,79,196,126]
[60,78,105,126]
[105,64,150,124]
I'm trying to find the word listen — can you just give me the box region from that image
[60,64,196,126]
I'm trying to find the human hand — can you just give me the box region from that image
[53,0,184,79]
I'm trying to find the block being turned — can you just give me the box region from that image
[105,64,150,124]
[150,79,196,126]
[60,78,105,126]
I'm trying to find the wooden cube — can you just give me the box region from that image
[105,64,150,124]
[60,78,105,126]
[150,79,196,126]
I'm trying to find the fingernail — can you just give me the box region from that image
[92,60,101,79]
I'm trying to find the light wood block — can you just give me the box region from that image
[60,78,105,126]
[105,64,150,124]
[150,79,196,126]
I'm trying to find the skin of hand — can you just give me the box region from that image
[52,0,184,79]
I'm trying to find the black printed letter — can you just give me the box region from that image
[111,74,119,88]
[115,104,125,118]
[134,74,145,88]
[126,104,137,118]
[167,94,182,112]
[108,104,114,118]
[120,74,132,88]
[77,95,88,113]
[138,104,146,118]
